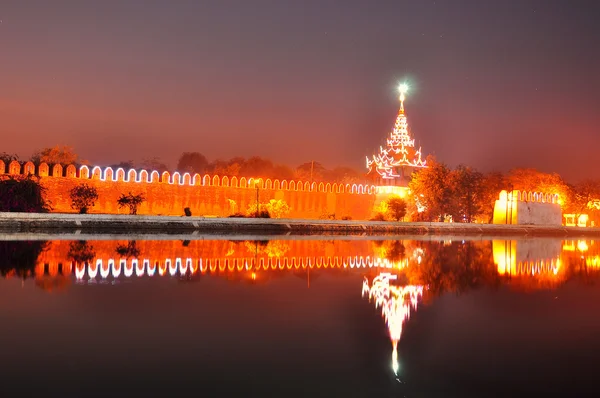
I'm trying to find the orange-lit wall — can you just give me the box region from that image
[2,160,377,219]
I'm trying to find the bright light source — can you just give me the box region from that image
[398,83,409,94]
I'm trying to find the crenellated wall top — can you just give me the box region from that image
[0,160,383,195]
[498,189,560,205]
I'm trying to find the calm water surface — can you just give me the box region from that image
[1,237,600,397]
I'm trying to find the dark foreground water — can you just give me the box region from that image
[1,237,600,397]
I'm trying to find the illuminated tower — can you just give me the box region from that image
[366,84,427,188]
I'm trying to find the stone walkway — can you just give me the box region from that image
[1,212,599,238]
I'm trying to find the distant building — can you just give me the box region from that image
[366,84,427,197]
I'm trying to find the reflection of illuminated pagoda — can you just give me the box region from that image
[362,273,424,375]
[366,84,427,190]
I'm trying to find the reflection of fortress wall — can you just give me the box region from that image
[493,190,562,226]
[1,160,377,220]
[34,240,412,281]
[493,239,562,276]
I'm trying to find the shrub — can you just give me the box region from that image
[341,215,352,220]
[370,213,387,221]
[264,199,290,219]
[228,212,246,218]
[0,175,50,213]
[117,192,145,215]
[245,204,271,218]
[386,196,407,221]
[69,183,99,214]
[116,241,140,258]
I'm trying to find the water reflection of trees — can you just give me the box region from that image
[377,240,504,300]
[0,240,48,279]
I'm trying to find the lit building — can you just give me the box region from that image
[366,84,427,196]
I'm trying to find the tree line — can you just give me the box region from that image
[408,155,600,223]
[3,146,600,224]
[0,146,364,184]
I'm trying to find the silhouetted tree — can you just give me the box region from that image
[408,156,452,221]
[140,157,169,173]
[0,241,48,278]
[0,175,51,212]
[31,145,83,165]
[69,183,99,214]
[117,192,145,215]
[67,241,96,264]
[116,241,140,258]
[0,152,19,165]
[177,152,209,174]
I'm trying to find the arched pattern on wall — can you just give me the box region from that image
[266,179,273,190]
[52,164,63,177]
[240,177,247,188]
[91,166,102,180]
[172,172,182,185]
[192,173,201,185]
[115,168,126,181]
[150,171,159,183]
[230,176,238,188]
[318,182,324,192]
[202,174,211,186]
[274,180,280,190]
[289,181,296,191]
[128,169,137,182]
[311,182,317,192]
[8,161,21,175]
[325,183,331,193]
[23,161,35,175]
[304,181,310,192]
[161,171,171,184]
[39,163,50,177]
[282,180,288,190]
[212,175,220,187]
[104,167,114,182]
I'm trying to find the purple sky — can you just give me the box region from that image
[1,0,599,181]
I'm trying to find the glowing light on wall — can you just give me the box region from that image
[99,259,109,279]
[366,84,428,180]
[124,260,133,277]
[362,273,424,375]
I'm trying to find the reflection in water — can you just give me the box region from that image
[362,273,423,375]
[4,237,600,389]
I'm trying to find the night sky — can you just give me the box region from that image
[1,0,599,181]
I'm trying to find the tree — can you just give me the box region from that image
[449,165,485,223]
[116,241,140,258]
[177,152,208,174]
[67,241,96,264]
[0,241,48,279]
[69,183,99,214]
[568,180,600,219]
[117,192,145,215]
[0,152,19,165]
[264,199,291,218]
[479,171,507,223]
[140,157,169,173]
[295,162,326,181]
[31,145,82,165]
[386,196,407,221]
[0,175,51,212]
[109,160,135,170]
[408,156,452,221]
[506,168,570,206]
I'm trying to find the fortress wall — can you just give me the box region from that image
[1,160,377,219]
[493,190,562,226]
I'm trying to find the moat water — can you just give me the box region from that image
[1,237,599,397]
